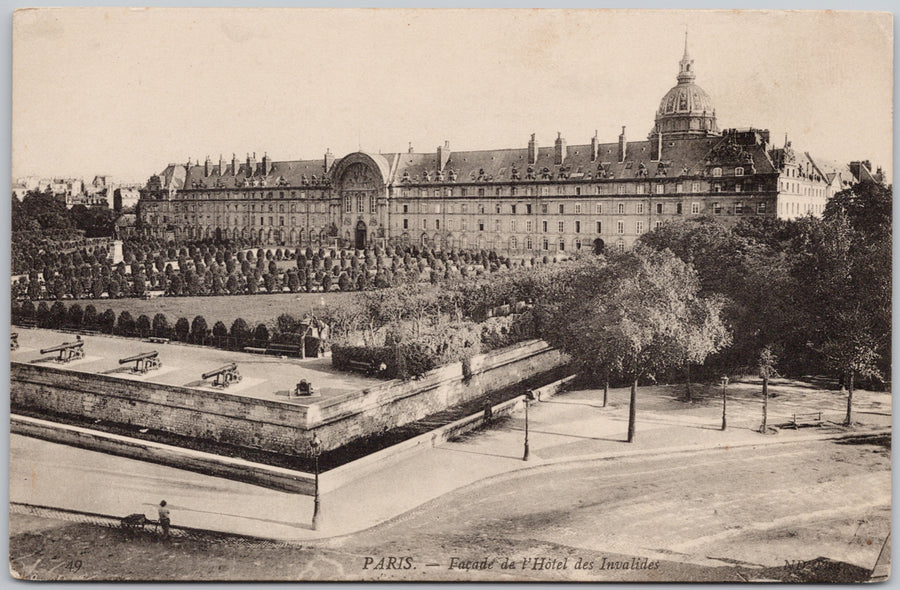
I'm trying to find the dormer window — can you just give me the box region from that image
[735,167,744,176]
[712,167,722,177]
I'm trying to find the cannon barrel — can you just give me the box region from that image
[40,340,84,355]
[119,350,159,365]
[202,363,237,380]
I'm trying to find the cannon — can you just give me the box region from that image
[40,339,85,363]
[119,350,161,374]
[201,363,241,388]
[10,332,18,351]
[294,379,314,397]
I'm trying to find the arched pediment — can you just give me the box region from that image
[330,152,391,188]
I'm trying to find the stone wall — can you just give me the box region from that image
[11,339,564,455]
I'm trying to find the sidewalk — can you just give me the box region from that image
[11,381,890,541]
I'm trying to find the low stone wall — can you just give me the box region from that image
[11,339,565,455]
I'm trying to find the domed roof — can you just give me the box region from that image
[657,82,715,117]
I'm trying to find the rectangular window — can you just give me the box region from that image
[461,188,468,197]
[447,219,453,230]
[655,220,662,230]
[495,203,501,214]
[478,188,485,198]
[542,238,549,251]
[558,221,565,233]
[558,204,564,214]
[461,218,467,230]
[435,219,440,230]
[423,219,428,229]
[575,220,581,233]
[357,197,364,213]
[279,217,284,226]
[636,184,645,195]
[403,219,408,229]
[526,204,533,215]
[575,187,582,196]
[713,202,721,214]
[511,187,518,197]
[655,184,664,194]
[617,220,624,234]
[617,203,625,214]
[735,201,743,214]
[596,221,602,233]
[757,202,767,214]
[692,182,701,192]
[656,203,663,214]
[636,221,644,234]
[526,237,533,250]
[541,220,548,233]
[478,220,484,231]
[434,203,441,214]
[495,219,501,232]
[691,202,700,214]
[478,204,485,214]
[595,203,603,214]
[403,204,409,214]
[526,220,533,232]
[637,202,644,214]
[617,184,626,194]
[677,203,683,215]
[511,204,517,214]
[541,203,549,214]
[574,203,582,214]
[734,183,742,193]
[617,242,625,253]
[510,220,517,232]
[461,204,467,214]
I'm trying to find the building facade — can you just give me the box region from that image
[138,41,874,253]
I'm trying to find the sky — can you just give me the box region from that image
[11,8,893,184]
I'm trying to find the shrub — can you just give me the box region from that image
[49,301,67,328]
[253,323,270,346]
[20,299,35,320]
[36,301,51,327]
[152,313,169,338]
[174,317,190,341]
[117,310,135,336]
[230,318,251,345]
[136,314,152,338]
[83,304,98,327]
[212,320,228,343]
[99,308,117,333]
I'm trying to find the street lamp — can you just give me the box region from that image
[310,433,321,530]
[720,376,729,431]
[523,390,536,461]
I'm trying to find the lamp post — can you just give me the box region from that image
[310,433,321,530]
[523,390,535,461]
[720,376,729,431]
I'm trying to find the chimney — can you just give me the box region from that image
[618,126,627,163]
[527,133,538,165]
[232,153,239,176]
[590,130,599,162]
[437,140,451,171]
[247,152,257,176]
[554,132,567,165]
[324,148,335,173]
[218,154,226,175]
[262,152,271,175]
[651,132,662,162]
[204,155,212,177]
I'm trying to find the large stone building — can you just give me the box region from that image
[138,40,878,253]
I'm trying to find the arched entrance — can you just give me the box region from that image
[593,238,605,254]
[355,220,367,250]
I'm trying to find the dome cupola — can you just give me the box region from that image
[651,32,719,140]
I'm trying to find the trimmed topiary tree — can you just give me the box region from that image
[174,317,190,341]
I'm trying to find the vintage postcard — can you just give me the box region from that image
[9,7,892,582]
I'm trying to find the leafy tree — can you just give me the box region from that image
[758,346,778,432]
[36,301,51,328]
[83,304,98,327]
[539,248,729,442]
[67,303,84,328]
[212,320,228,344]
[136,314,152,338]
[49,301,67,328]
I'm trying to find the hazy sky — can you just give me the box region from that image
[12,8,893,184]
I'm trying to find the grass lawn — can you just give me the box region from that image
[66,291,355,326]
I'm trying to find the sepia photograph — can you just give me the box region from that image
[8,7,893,582]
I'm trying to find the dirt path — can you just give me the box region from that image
[10,435,889,581]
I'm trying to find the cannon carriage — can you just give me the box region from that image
[119,351,161,374]
[40,339,85,363]
[202,363,242,388]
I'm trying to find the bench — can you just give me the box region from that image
[790,411,823,429]
[266,344,302,357]
[243,346,267,354]
[347,359,377,375]
[148,337,169,344]
[16,319,38,328]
